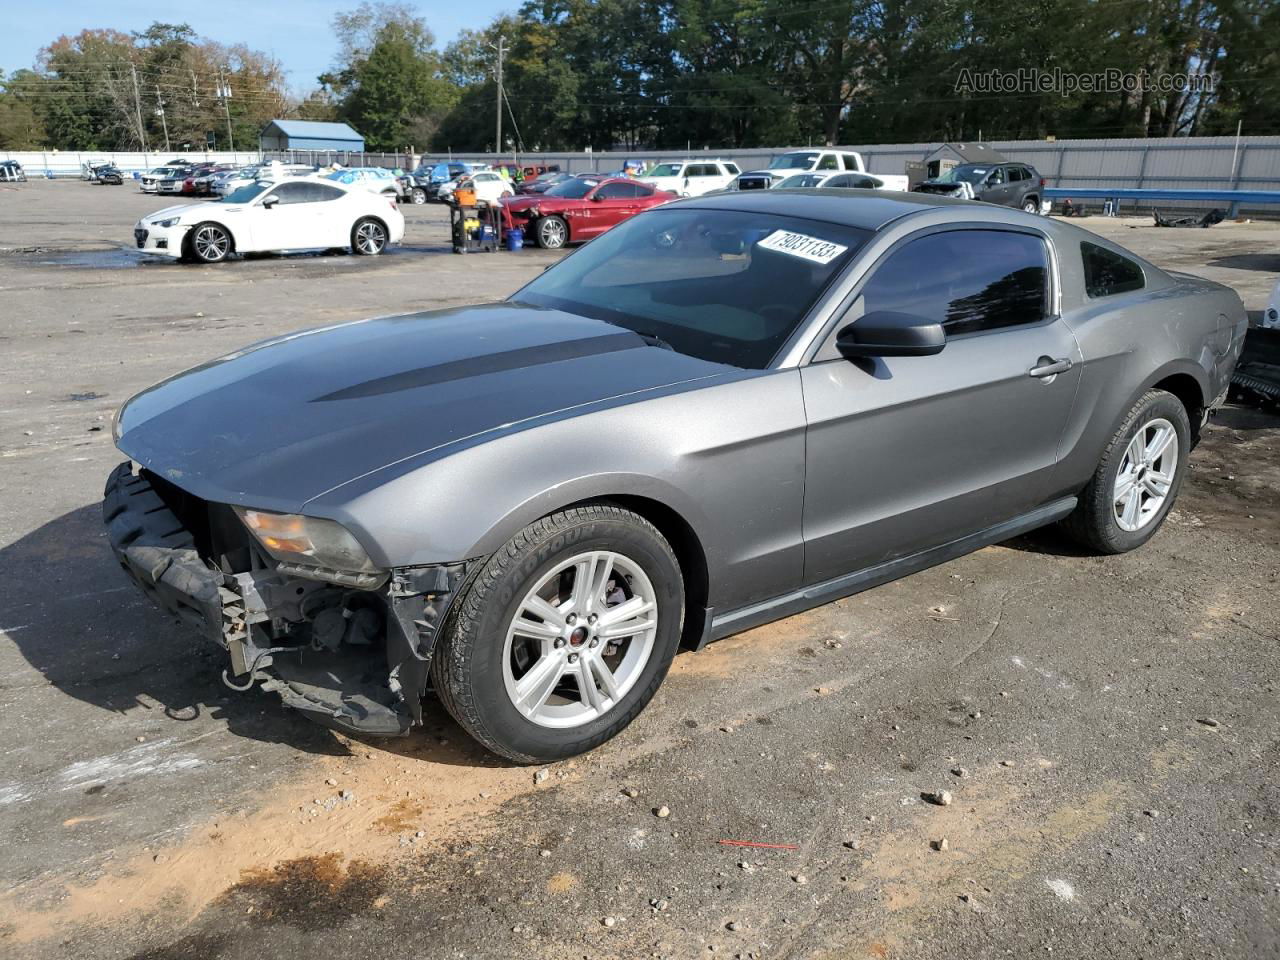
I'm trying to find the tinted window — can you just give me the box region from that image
[1007,166,1025,181]
[860,230,1049,336]
[545,177,600,198]
[824,175,854,188]
[817,154,840,170]
[306,182,344,202]
[841,154,860,171]
[1081,242,1145,298]
[265,182,314,205]
[725,163,740,174]
[596,181,645,199]
[514,209,870,369]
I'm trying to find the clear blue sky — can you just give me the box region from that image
[1,0,514,94]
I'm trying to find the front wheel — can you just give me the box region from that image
[1062,388,1190,553]
[431,505,684,763]
[351,217,387,255]
[410,188,426,204]
[536,215,569,249]
[187,222,231,263]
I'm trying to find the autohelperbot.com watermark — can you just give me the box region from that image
[955,67,1216,98]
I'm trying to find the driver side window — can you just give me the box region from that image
[263,182,312,205]
[855,229,1049,337]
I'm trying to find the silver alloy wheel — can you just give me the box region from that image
[502,550,659,729]
[193,225,229,261]
[411,189,426,204]
[1023,198,1038,213]
[1113,417,1178,532]
[538,217,567,248]
[354,220,386,254]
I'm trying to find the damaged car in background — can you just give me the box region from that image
[107,191,1245,763]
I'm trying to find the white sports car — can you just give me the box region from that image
[133,178,405,263]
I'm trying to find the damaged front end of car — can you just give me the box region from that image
[103,461,470,737]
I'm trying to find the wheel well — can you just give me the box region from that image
[567,495,709,651]
[185,221,234,256]
[1152,373,1205,443]
[354,215,388,236]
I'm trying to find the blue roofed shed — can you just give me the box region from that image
[259,119,365,152]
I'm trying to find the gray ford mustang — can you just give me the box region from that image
[105,190,1246,762]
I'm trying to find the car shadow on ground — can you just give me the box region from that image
[1209,252,1280,272]
[0,501,504,766]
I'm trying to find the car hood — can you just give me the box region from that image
[503,194,585,213]
[115,303,735,511]
[142,202,245,223]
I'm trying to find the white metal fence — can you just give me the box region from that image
[0,151,262,178]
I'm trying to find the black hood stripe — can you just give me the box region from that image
[312,332,645,402]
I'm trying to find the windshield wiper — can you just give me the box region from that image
[633,330,675,351]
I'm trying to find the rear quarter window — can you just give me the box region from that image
[1081,242,1145,298]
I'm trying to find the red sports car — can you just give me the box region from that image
[502,176,675,248]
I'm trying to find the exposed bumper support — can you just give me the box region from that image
[104,462,473,738]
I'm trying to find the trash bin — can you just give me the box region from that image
[504,227,524,251]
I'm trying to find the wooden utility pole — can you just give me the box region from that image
[155,86,170,153]
[130,63,149,151]
[494,35,505,154]
[219,66,235,152]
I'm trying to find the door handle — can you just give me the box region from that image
[1029,357,1072,378]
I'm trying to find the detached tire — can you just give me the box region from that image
[351,217,387,255]
[536,215,569,249]
[431,505,684,763]
[1062,388,1191,553]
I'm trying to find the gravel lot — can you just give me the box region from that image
[1,178,1277,960]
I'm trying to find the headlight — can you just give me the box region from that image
[154,217,182,228]
[235,508,380,574]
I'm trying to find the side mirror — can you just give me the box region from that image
[836,311,945,358]
[262,194,279,208]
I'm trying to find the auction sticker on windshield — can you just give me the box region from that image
[757,229,848,265]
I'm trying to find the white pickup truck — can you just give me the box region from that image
[733,149,909,192]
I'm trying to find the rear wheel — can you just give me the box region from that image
[431,505,684,762]
[536,215,569,249]
[1062,389,1190,553]
[351,217,387,255]
[187,222,231,263]
[1022,197,1040,214]
[410,188,427,204]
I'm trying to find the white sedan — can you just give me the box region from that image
[775,171,890,191]
[133,178,405,263]
[438,170,514,205]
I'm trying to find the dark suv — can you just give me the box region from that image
[916,162,1045,213]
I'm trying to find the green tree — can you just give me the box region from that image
[341,22,456,150]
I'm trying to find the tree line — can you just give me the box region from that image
[2,0,1277,154]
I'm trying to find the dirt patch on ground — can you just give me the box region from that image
[220,853,389,930]
[0,732,533,945]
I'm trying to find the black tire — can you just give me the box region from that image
[1062,388,1191,553]
[410,188,427,204]
[1022,196,1040,214]
[536,215,569,249]
[186,222,232,263]
[351,217,387,255]
[431,505,684,763]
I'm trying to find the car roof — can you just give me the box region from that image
[675,188,980,231]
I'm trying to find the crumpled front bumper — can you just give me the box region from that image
[103,462,470,738]
[103,462,225,645]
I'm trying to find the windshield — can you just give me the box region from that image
[647,163,683,178]
[219,181,272,204]
[936,164,990,184]
[769,152,819,170]
[512,208,869,369]
[777,174,827,189]
[544,177,601,198]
